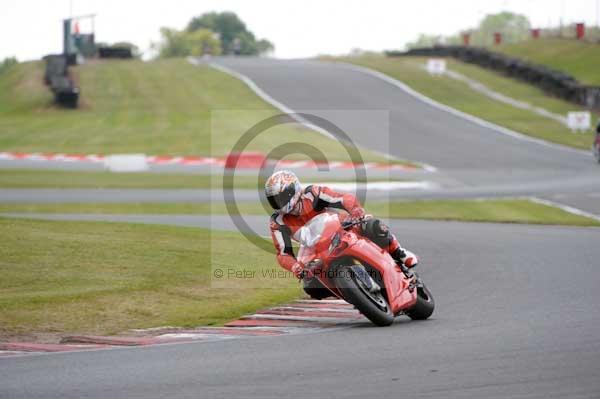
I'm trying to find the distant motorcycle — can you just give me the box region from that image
[296,212,434,326]
[594,128,600,164]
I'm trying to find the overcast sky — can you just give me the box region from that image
[2,0,599,61]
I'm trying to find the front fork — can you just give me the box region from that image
[397,262,417,292]
[350,265,382,294]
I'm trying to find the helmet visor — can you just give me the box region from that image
[266,184,296,210]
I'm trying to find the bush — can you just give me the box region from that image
[0,57,18,74]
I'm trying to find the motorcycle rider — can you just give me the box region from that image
[265,170,418,296]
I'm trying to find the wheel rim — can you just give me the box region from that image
[352,274,389,312]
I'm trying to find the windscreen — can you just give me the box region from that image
[297,213,339,254]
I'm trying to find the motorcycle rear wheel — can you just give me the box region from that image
[336,265,394,327]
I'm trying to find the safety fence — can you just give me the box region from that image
[388,46,600,110]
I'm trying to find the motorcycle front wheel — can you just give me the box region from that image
[405,273,435,320]
[335,265,394,327]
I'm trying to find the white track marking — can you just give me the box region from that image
[294,299,349,304]
[272,306,359,313]
[189,57,438,172]
[438,195,600,224]
[156,333,235,341]
[335,62,590,157]
[245,314,361,322]
[469,195,600,223]
[207,62,337,139]
[529,197,600,223]
[442,68,569,125]
[308,181,436,191]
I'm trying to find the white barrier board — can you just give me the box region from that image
[426,59,446,75]
[567,111,591,132]
[104,154,149,172]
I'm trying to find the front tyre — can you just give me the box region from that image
[303,277,333,300]
[405,274,435,320]
[336,265,394,326]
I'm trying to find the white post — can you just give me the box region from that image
[567,111,591,133]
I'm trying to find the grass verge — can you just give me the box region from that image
[0,59,402,165]
[2,197,596,340]
[337,55,596,150]
[1,199,598,226]
[496,38,600,86]
[0,217,299,342]
[0,169,407,189]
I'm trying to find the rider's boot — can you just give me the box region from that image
[391,247,419,275]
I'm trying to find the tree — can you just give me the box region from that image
[186,11,274,55]
[406,34,444,49]
[256,39,274,55]
[471,12,531,46]
[185,29,222,56]
[153,27,221,58]
[187,12,245,53]
[405,11,531,49]
[153,28,188,58]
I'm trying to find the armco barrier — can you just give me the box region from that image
[388,46,600,110]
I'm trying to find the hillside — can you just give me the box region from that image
[497,38,600,86]
[0,59,389,163]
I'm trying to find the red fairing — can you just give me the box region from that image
[297,213,417,316]
[337,232,417,313]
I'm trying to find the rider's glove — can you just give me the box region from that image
[291,262,304,279]
[350,207,366,220]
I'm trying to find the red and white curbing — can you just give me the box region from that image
[0,299,363,357]
[0,151,433,172]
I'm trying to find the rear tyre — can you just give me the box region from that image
[405,275,435,320]
[336,265,394,326]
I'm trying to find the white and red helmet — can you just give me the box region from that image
[265,170,302,214]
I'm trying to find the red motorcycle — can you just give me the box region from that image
[297,212,434,326]
[593,130,600,163]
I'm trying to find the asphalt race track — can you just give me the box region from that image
[1,217,600,398]
[2,58,600,398]
[210,58,600,215]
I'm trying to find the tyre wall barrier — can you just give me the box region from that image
[43,54,79,108]
[387,46,600,110]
